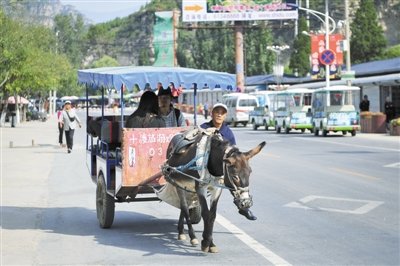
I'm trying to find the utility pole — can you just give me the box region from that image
[325,0,330,88]
[345,0,352,86]
[234,21,245,92]
[173,10,179,67]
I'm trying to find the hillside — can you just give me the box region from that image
[1,0,399,72]
[0,0,90,27]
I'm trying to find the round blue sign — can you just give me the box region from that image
[319,49,336,65]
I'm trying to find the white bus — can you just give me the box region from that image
[272,88,313,134]
[312,85,361,136]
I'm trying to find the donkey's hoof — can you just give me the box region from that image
[178,234,186,241]
[190,238,199,246]
[209,246,219,253]
[201,246,210,253]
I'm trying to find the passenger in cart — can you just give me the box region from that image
[158,87,185,127]
[126,91,165,128]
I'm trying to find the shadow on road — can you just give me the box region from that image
[1,205,210,256]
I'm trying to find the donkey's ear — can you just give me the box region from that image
[245,141,266,159]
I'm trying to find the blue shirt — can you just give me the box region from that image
[200,121,236,145]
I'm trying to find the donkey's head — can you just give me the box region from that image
[223,141,266,211]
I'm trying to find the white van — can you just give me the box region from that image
[222,93,258,127]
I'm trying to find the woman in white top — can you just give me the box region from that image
[59,101,81,153]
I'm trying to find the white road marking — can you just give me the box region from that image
[296,137,400,152]
[216,215,292,266]
[384,162,400,168]
[284,195,384,215]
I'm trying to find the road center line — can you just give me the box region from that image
[331,167,378,179]
[216,215,292,266]
[296,137,400,152]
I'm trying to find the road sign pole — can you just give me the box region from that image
[325,0,330,89]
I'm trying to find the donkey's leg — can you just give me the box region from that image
[206,188,222,253]
[176,188,198,246]
[196,186,212,252]
[177,210,186,241]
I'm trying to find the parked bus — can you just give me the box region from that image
[272,88,313,134]
[312,85,361,136]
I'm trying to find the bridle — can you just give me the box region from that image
[162,134,253,209]
[223,147,253,209]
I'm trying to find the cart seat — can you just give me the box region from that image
[87,115,127,139]
[101,120,122,150]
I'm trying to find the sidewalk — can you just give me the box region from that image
[2,115,61,207]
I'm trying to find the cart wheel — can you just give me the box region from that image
[342,131,347,135]
[351,130,356,136]
[96,173,115,228]
[189,205,202,225]
[301,129,305,133]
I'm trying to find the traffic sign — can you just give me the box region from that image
[319,49,336,65]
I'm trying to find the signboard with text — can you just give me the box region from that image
[182,0,298,22]
[153,11,174,67]
[121,127,185,187]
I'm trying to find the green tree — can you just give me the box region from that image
[91,55,119,68]
[383,44,400,59]
[138,48,151,66]
[0,10,73,125]
[289,16,311,77]
[179,21,274,76]
[244,24,274,76]
[350,0,387,64]
[54,14,86,67]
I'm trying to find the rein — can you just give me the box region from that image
[162,134,231,192]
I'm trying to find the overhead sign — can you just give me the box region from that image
[182,0,298,22]
[319,49,336,66]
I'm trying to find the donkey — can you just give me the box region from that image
[160,129,266,253]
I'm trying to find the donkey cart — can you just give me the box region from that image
[86,124,202,228]
[79,67,265,252]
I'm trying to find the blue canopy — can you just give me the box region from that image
[78,66,236,91]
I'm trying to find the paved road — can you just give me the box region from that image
[2,112,399,265]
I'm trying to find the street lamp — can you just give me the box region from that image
[289,1,336,88]
[267,45,290,90]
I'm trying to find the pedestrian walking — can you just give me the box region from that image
[384,96,396,130]
[203,102,209,119]
[359,95,370,112]
[57,105,65,147]
[59,101,81,153]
